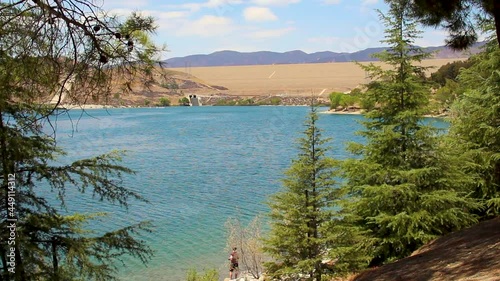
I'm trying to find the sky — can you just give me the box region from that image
[100,0,450,59]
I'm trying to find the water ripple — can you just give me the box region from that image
[48,107,378,280]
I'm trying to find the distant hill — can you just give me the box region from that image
[163,43,484,68]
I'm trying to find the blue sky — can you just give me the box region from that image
[101,0,449,59]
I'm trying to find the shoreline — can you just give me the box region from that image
[320,109,363,115]
[57,105,447,118]
[59,104,123,110]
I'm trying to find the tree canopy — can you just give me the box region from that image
[264,106,340,281]
[0,1,162,280]
[340,0,478,267]
[399,0,500,49]
[447,42,500,218]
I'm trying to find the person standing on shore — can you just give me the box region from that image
[229,247,239,280]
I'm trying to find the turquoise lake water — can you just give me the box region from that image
[46,106,445,280]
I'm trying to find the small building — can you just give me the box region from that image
[189,95,201,106]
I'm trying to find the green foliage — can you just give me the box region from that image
[144,99,151,106]
[215,99,238,106]
[158,97,171,107]
[339,95,358,107]
[185,268,218,281]
[339,0,478,268]
[329,92,344,109]
[433,79,462,109]
[269,97,282,105]
[21,213,153,281]
[178,97,190,105]
[264,107,340,281]
[0,1,160,280]
[329,92,360,109]
[323,216,373,274]
[215,98,258,106]
[402,0,500,49]
[118,12,163,76]
[447,44,500,217]
[359,97,375,112]
[428,60,474,113]
[429,60,473,86]
[349,88,363,97]
[238,98,256,106]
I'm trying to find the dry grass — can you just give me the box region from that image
[175,58,465,96]
[98,58,466,106]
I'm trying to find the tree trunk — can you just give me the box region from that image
[0,249,7,281]
[14,247,25,281]
[52,238,59,281]
[494,0,500,48]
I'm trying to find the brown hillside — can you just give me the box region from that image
[353,217,500,281]
[69,58,466,107]
[105,68,226,106]
[182,58,466,96]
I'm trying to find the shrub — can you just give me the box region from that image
[329,92,344,109]
[158,97,171,106]
[226,216,265,279]
[186,268,218,281]
[340,94,358,107]
[429,60,473,86]
[178,97,190,106]
[269,97,282,105]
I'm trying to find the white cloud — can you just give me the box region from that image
[99,0,149,9]
[250,0,300,6]
[105,9,190,32]
[177,15,235,37]
[106,8,188,19]
[166,0,243,13]
[107,8,133,18]
[243,7,278,22]
[248,27,295,38]
[362,0,378,5]
[323,0,341,4]
[415,29,448,47]
[205,0,243,7]
[157,11,190,20]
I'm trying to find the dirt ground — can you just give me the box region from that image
[352,217,500,281]
[180,59,465,96]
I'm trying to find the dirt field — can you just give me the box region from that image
[174,58,465,96]
[352,217,500,281]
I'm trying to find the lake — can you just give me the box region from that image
[46,106,444,280]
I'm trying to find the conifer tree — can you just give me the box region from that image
[447,39,500,218]
[264,106,340,281]
[341,0,479,266]
[0,1,161,280]
[397,0,500,49]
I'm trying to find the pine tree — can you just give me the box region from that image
[448,40,500,218]
[397,0,500,49]
[264,106,340,281]
[341,0,479,266]
[0,1,161,280]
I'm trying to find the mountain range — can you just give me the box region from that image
[163,43,484,68]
